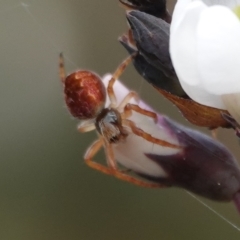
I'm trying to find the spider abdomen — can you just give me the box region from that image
[64,71,106,119]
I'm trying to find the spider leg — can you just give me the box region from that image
[116,91,139,112]
[104,140,118,169]
[84,138,165,188]
[122,103,158,123]
[119,0,136,10]
[77,119,96,133]
[211,129,218,139]
[59,53,66,83]
[84,138,110,175]
[122,119,181,149]
[107,53,137,108]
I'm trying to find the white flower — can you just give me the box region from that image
[170,0,240,122]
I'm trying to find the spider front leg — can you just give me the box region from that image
[122,119,181,149]
[84,138,165,188]
[121,104,181,148]
[107,53,137,108]
[122,103,158,123]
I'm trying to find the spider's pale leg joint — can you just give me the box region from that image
[117,91,139,112]
[77,121,95,133]
[84,138,116,176]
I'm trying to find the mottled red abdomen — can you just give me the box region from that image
[64,71,106,119]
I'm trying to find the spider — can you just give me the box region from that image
[59,53,180,188]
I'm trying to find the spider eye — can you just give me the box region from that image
[64,71,106,119]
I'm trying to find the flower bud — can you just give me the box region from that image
[102,75,240,208]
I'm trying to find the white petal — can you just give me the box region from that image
[197,6,240,94]
[171,0,193,33]
[202,0,240,8]
[170,2,226,109]
[171,1,207,86]
[179,77,226,108]
[222,93,240,123]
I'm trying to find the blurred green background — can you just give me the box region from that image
[1,0,240,239]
